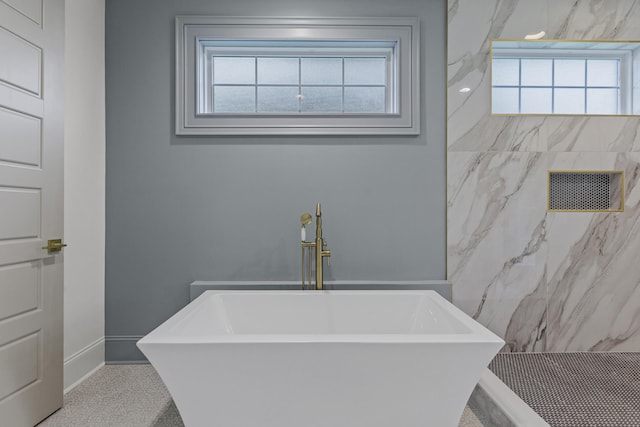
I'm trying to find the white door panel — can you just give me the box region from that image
[0,26,42,95]
[0,106,42,166]
[0,261,40,320]
[0,332,40,400]
[0,83,43,117]
[0,187,41,240]
[0,0,42,26]
[0,0,64,425]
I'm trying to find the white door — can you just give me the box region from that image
[0,0,64,425]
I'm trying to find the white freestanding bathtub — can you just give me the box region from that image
[137,290,504,427]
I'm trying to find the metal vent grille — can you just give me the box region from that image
[549,172,611,211]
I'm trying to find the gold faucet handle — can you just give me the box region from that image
[300,213,312,226]
[322,244,331,266]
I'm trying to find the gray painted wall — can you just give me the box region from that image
[105,0,446,361]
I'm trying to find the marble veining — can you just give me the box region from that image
[448,0,640,351]
[548,1,640,40]
[546,156,640,351]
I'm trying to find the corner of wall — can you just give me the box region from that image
[63,0,106,386]
[63,338,105,392]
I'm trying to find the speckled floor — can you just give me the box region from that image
[37,365,182,427]
[489,352,640,427]
[37,365,485,426]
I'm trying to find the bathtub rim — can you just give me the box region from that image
[190,279,452,301]
[137,290,505,346]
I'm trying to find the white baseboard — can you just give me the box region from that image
[64,337,105,393]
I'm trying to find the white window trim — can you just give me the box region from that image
[176,16,420,135]
[200,44,396,115]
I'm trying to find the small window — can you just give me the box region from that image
[201,45,393,114]
[176,16,420,135]
[491,40,639,116]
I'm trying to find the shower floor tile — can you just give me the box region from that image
[489,352,640,427]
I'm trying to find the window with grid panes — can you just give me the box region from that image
[490,41,638,115]
[176,16,420,135]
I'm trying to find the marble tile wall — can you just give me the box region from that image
[448,0,640,351]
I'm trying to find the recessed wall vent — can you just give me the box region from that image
[548,171,624,212]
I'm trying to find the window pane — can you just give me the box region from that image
[301,87,342,112]
[344,58,386,85]
[257,58,298,84]
[521,88,551,113]
[492,87,519,113]
[492,59,520,86]
[301,58,342,85]
[554,59,585,87]
[554,88,585,114]
[183,17,418,135]
[213,57,255,84]
[257,86,299,112]
[521,59,552,86]
[586,88,618,114]
[344,87,385,112]
[213,86,255,112]
[587,60,618,87]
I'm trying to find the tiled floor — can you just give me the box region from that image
[38,365,485,426]
[489,352,640,427]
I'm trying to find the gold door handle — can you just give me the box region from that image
[42,239,67,254]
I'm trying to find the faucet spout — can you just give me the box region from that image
[315,203,323,239]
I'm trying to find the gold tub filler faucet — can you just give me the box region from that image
[300,203,331,290]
